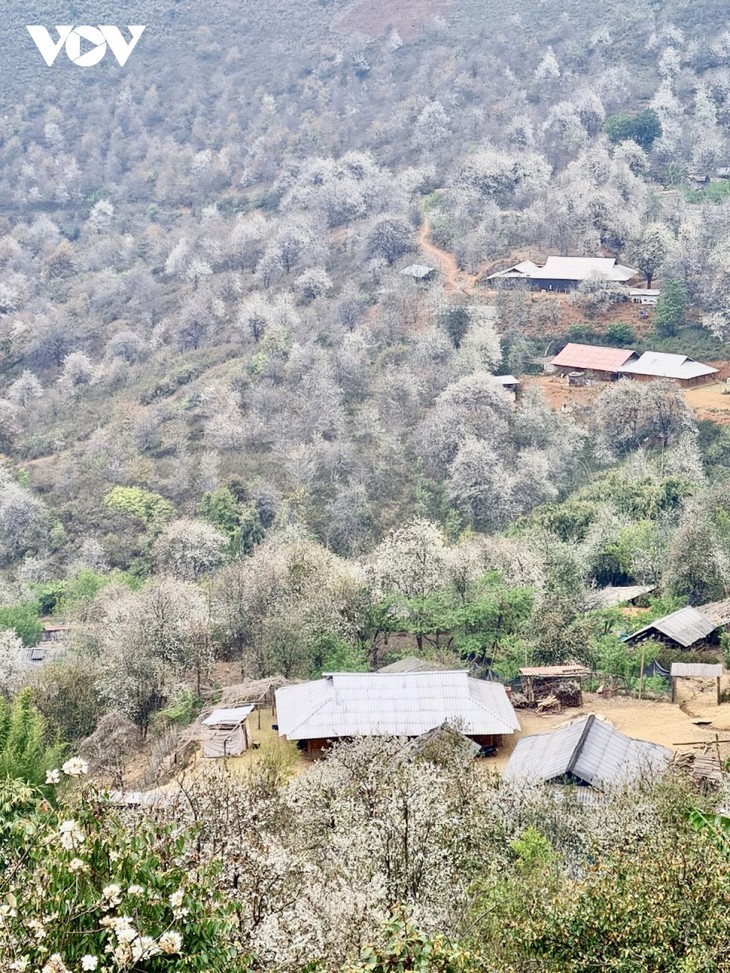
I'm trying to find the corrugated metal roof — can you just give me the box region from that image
[492,374,520,386]
[618,351,717,380]
[378,657,446,673]
[696,598,730,626]
[202,706,254,727]
[551,343,637,371]
[537,256,636,281]
[519,665,590,678]
[504,715,672,790]
[487,257,636,282]
[670,662,722,679]
[401,264,435,278]
[625,606,717,648]
[275,671,520,741]
[590,585,655,607]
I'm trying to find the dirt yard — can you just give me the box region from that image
[684,375,730,423]
[526,372,730,424]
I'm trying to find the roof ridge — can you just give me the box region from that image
[467,679,519,733]
[283,691,334,739]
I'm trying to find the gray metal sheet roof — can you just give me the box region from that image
[489,257,636,282]
[492,374,520,386]
[697,598,730,626]
[504,716,672,790]
[590,585,655,608]
[378,657,445,673]
[401,264,434,278]
[618,351,717,380]
[202,706,254,727]
[670,662,722,679]
[625,606,717,647]
[275,671,520,741]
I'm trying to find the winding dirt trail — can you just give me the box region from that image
[418,220,482,296]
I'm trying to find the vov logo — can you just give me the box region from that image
[26,26,146,67]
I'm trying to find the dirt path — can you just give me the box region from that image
[418,219,480,296]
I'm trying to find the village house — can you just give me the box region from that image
[275,670,520,758]
[504,715,673,792]
[400,263,436,281]
[485,256,638,292]
[550,343,638,381]
[617,351,718,387]
[622,606,719,651]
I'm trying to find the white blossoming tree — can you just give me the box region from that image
[0,762,246,972]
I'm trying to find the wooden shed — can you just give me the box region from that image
[519,665,590,706]
[201,706,254,758]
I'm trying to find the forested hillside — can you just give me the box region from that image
[2,1,730,971]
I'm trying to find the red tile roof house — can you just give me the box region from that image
[550,343,638,382]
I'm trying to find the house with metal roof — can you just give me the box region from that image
[504,715,673,791]
[486,256,638,292]
[623,606,719,650]
[618,351,718,387]
[401,264,435,280]
[551,342,638,381]
[275,671,520,758]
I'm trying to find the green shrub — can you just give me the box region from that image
[605,322,635,345]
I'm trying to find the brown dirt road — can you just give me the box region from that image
[417,220,481,296]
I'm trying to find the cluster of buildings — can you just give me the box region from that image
[551,342,717,387]
[194,592,730,795]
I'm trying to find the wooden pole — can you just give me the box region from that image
[718,676,722,707]
[639,643,646,700]
[672,738,730,746]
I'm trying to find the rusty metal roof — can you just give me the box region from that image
[551,343,637,371]
[519,665,590,678]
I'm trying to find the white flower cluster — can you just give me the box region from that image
[169,889,189,919]
[45,757,89,786]
[98,915,183,964]
[57,820,85,851]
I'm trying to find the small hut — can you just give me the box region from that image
[201,706,254,758]
[400,264,435,281]
[670,662,723,706]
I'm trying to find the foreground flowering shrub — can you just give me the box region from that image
[0,760,248,972]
